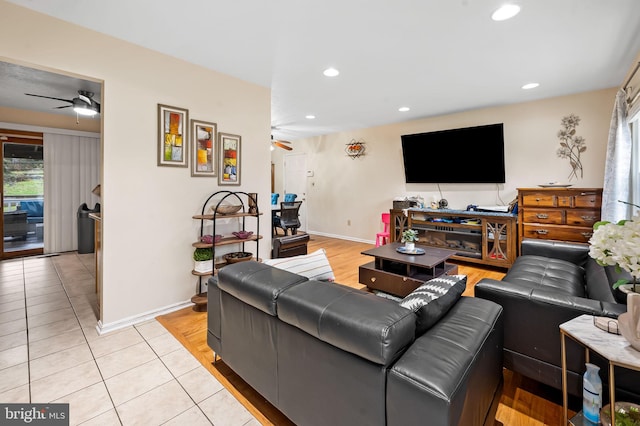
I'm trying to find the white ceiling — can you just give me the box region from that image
[4,0,640,140]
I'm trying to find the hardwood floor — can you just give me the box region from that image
[157,234,571,425]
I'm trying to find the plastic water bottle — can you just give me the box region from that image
[583,363,602,424]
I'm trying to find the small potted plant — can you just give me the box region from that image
[401,229,419,251]
[193,248,213,273]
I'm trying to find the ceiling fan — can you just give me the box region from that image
[271,135,293,151]
[25,90,100,116]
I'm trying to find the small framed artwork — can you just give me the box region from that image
[158,104,189,167]
[190,119,217,177]
[218,133,241,185]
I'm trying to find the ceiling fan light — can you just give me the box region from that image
[72,98,98,116]
[74,105,98,116]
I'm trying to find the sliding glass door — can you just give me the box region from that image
[1,131,44,259]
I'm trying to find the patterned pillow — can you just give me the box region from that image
[263,248,335,281]
[399,275,467,335]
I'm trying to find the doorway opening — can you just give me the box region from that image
[1,129,44,259]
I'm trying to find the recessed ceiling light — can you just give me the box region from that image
[323,67,340,77]
[522,83,540,90]
[305,115,316,119]
[491,4,521,21]
[398,107,410,112]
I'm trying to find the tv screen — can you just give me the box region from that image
[401,123,505,184]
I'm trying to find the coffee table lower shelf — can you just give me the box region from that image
[359,261,458,297]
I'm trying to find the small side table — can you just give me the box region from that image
[560,314,640,425]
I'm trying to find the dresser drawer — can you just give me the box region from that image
[557,196,572,208]
[522,209,564,224]
[574,192,602,208]
[522,193,555,207]
[522,224,594,243]
[566,210,600,226]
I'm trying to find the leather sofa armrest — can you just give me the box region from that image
[207,276,222,354]
[475,278,623,374]
[475,278,619,317]
[521,238,590,266]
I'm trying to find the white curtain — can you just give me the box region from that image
[601,89,633,222]
[43,133,100,253]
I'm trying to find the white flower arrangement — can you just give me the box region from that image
[589,214,640,288]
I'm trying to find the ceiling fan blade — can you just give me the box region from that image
[25,93,72,103]
[53,105,72,109]
[274,141,293,151]
[273,138,292,144]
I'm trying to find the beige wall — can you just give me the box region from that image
[0,1,271,328]
[274,88,616,242]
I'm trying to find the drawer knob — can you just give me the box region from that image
[536,229,549,235]
[370,277,376,283]
[581,215,597,221]
[536,213,549,219]
[535,198,541,202]
[402,277,408,282]
[581,232,593,238]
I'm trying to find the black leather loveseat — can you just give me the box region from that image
[475,238,640,403]
[208,261,504,426]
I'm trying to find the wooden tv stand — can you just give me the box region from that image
[390,208,517,268]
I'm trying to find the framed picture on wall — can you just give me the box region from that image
[158,104,189,167]
[218,133,241,185]
[190,119,217,177]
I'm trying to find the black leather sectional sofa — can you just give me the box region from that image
[475,238,640,403]
[207,261,504,426]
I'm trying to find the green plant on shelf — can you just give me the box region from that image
[193,248,213,261]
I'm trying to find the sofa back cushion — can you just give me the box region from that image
[399,275,467,335]
[277,280,416,366]
[217,261,308,315]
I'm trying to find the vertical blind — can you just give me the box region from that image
[43,133,100,253]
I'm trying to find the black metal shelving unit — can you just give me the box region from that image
[191,191,261,310]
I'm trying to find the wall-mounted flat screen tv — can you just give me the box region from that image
[401,123,505,184]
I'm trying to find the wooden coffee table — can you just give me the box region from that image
[359,243,458,297]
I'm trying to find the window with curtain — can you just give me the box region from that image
[631,117,640,211]
[43,133,100,253]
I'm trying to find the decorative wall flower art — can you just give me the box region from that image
[556,114,587,180]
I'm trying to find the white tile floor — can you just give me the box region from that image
[0,253,260,425]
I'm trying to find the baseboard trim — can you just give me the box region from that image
[307,231,374,245]
[96,300,194,335]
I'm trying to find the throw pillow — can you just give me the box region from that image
[263,248,335,281]
[399,274,467,335]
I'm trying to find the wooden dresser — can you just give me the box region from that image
[517,187,602,251]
